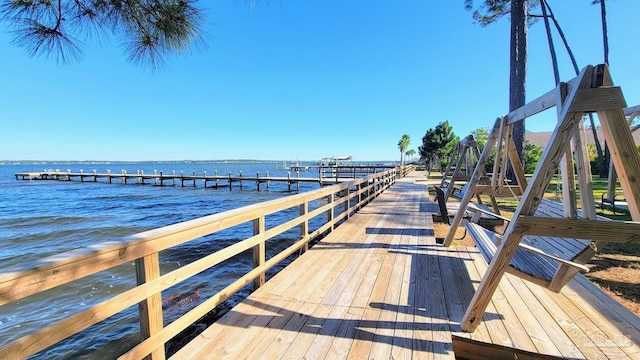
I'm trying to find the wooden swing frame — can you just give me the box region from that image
[442,64,640,332]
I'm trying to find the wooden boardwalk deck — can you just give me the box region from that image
[173,172,640,360]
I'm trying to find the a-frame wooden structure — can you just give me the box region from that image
[443,64,640,332]
[439,135,482,200]
[426,155,442,179]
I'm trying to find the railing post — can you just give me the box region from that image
[300,201,309,252]
[253,216,265,289]
[327,193,336,230]
[135,253,165,360]
[339,189,346,222]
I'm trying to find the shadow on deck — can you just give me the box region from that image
[173,171,640,360]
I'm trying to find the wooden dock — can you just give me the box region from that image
[173,171,640,360]
[13,167,401,190]
[15,170,324,191]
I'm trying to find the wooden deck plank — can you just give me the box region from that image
[559,277,640,358]
[463,248,518,349]
[426,238,455,358]
[389,211,418,360]
[503,273,582,358]
[471,253,539,353]
[171,172,639,360]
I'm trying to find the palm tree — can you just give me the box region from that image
[398,135,411,166]
[405,149,416,163]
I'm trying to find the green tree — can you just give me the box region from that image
[523,141,543,174]
[405,149,416,163]
[398,134,411,166]
[471,127,490,149]
[418,121,458,164]
[0,0,209,69]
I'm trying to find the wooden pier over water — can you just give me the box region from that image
[1,169,638,359]
[14,165,406,190]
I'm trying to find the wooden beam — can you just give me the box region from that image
[574,119,597,220]
[492,117,506,192]
[624,104,640,116]
[512,216,640,244]
[507,129,528,192]
[570,87,627,113]
[506,88,556,124]
[136,253,165,360]
[505,70,589,125]
[498,124,511,193]
[597,65,640,221]
[460,65,593,332]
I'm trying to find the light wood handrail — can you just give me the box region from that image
[0,169,398,360]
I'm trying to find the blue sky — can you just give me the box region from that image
[1,1,638,162]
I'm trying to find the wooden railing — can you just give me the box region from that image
[318,164,398,185]
[399,164,416,178]
[0,169,397,360]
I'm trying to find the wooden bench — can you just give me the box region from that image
[465,199,596,291]
[600,192,627,215]
[433,186,503,227]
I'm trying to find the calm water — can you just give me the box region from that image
[0,161,327,359]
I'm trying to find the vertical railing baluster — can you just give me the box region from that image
[253,216,265,289]
[135,253,165,360]
[300,201,309,252]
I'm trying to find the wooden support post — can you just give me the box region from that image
[560,148,578,218]
[445,145,468,199]
[596,65,640,221]
[607,160,617,201]
[574,118,597,219]
[492,118,505,193]
[253,216,265,289]
[327,193,335,228]
[300,202,309,252]
[507,135,528,192]
[498,125,511,193]
[440,146,458,187]
[135,253,165,360]
[460,66,592,332]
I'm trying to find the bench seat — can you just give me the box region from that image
[465,199,595,289]
[433,186,503,227]
[466,222,556,282]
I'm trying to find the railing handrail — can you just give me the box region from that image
[0,168,398,360]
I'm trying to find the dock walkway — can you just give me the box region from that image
[174,171,640,359]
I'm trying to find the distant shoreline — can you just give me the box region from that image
[1,159,397,165]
